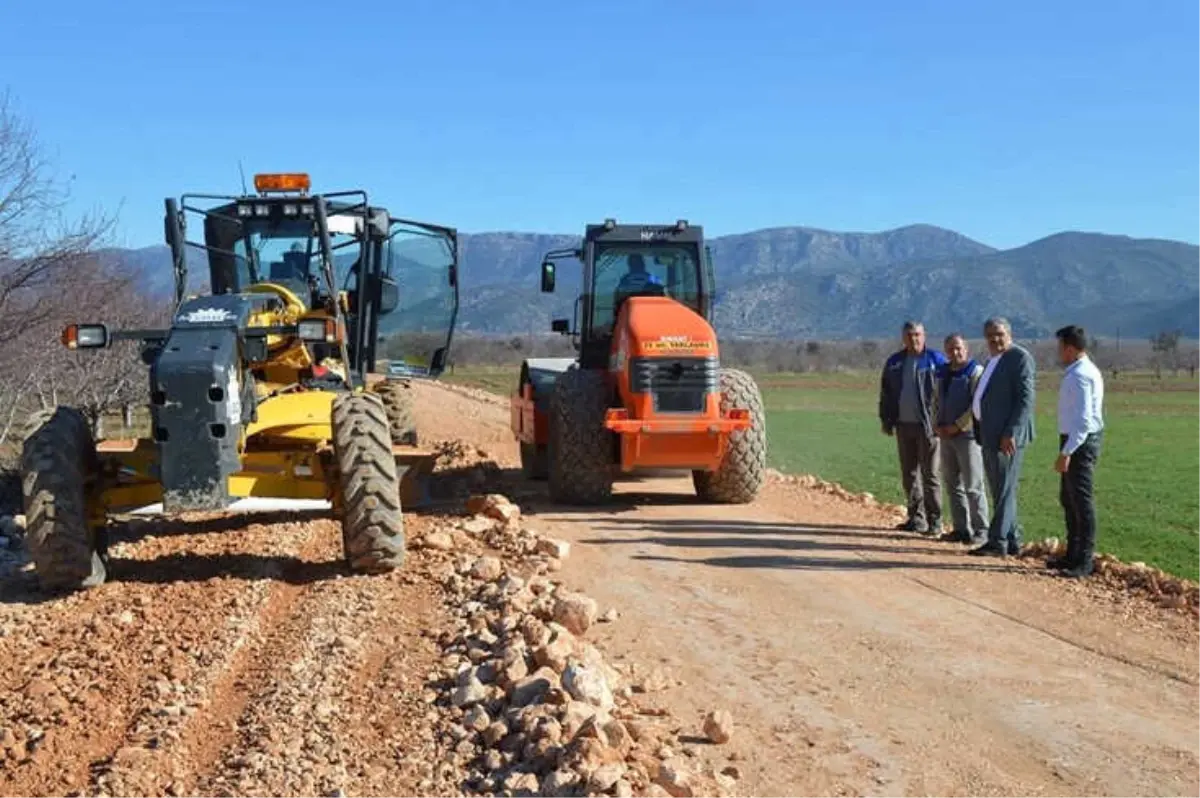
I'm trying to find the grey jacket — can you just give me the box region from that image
[975,345,1037,450]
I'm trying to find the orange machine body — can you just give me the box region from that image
[603,296,749,472]
[509,295,750,472]
[510,380,547,445]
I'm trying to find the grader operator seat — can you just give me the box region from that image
[267,245,317,307]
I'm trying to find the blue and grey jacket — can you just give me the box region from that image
[878,348,947,437]
[936,359,984,438]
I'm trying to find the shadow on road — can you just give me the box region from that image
[632,552,1014,573]
[0,552,348,606]
[577,518,1014,573]
[106,552,346,586]
[581,532,957,559]
[595,517,909,541]
[108,509,333,545]
[521,492,722,517]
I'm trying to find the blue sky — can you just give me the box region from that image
[1,0,1196,249]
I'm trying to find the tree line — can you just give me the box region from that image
[445,331,1198,377]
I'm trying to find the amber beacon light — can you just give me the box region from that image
[254,172,311,194]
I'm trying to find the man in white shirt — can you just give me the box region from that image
[1050,324,1105,577]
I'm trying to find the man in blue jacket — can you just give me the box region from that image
[935,333,990,544]
[878,321,948,534]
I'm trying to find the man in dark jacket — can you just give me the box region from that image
[878,321,947,534]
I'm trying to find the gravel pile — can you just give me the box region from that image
[1020,538,1200,614]
[766,469,888,513]
[416,493,735,797]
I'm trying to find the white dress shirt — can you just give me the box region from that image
[1058,353,1105,455]
[972,354,1001,421]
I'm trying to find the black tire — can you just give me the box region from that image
[547,368,614,504]
[372,379,418,446]
[20,406,106,592]
[332,393,406,573]
[520,442,549,481]
[693,368,767,504]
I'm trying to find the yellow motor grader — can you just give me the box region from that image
[22,172,460,591]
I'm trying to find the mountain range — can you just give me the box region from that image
[100,223,1199,340]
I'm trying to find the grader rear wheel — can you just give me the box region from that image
[371,379,418,446]
[20,406,106,592]
[332,393,406,572]
[693,368,767,504]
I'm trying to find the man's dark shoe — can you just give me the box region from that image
[1007,540,1023,556]
[968,542,1006,557]
[1059,561,1095,579]
[939,530,969,543]
[1046,556,1071,569]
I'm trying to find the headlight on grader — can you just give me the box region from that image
[297,318,340,344]
[61,324,110,350]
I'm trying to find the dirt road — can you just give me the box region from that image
[0,378,1194,797]
[421,380,1200,797]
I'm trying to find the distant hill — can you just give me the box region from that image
[100,224,1199,340]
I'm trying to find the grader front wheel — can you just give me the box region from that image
[20,406,106,592]
[332,393,406,572]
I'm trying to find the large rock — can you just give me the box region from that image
[453,671,489,708]
[467,493,521,525]
[509,667,559,707]
[703,710,733,744]
[470,556,503,582]
[588,763,626,793]
[562,663,614,712]
[535,538,571,560]
[422,531,454,551]
[655,760,694,797]
[552,592,598,636]
[533,625,577,673]
[540,769,579,795]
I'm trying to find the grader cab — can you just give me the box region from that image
[22,172,459,592]
[510,219,767,505]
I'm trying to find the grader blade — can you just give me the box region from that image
[393,444,438,508]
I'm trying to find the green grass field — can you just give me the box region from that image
[445,365,1200,581]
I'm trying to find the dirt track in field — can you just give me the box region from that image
[0,378,1195,797]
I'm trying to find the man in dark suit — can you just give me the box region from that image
[969,316,1036,557]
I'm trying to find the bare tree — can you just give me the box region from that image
[1149,329,1183,377]
[0,90,154,451]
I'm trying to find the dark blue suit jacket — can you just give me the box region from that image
[976,345,1037,450]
